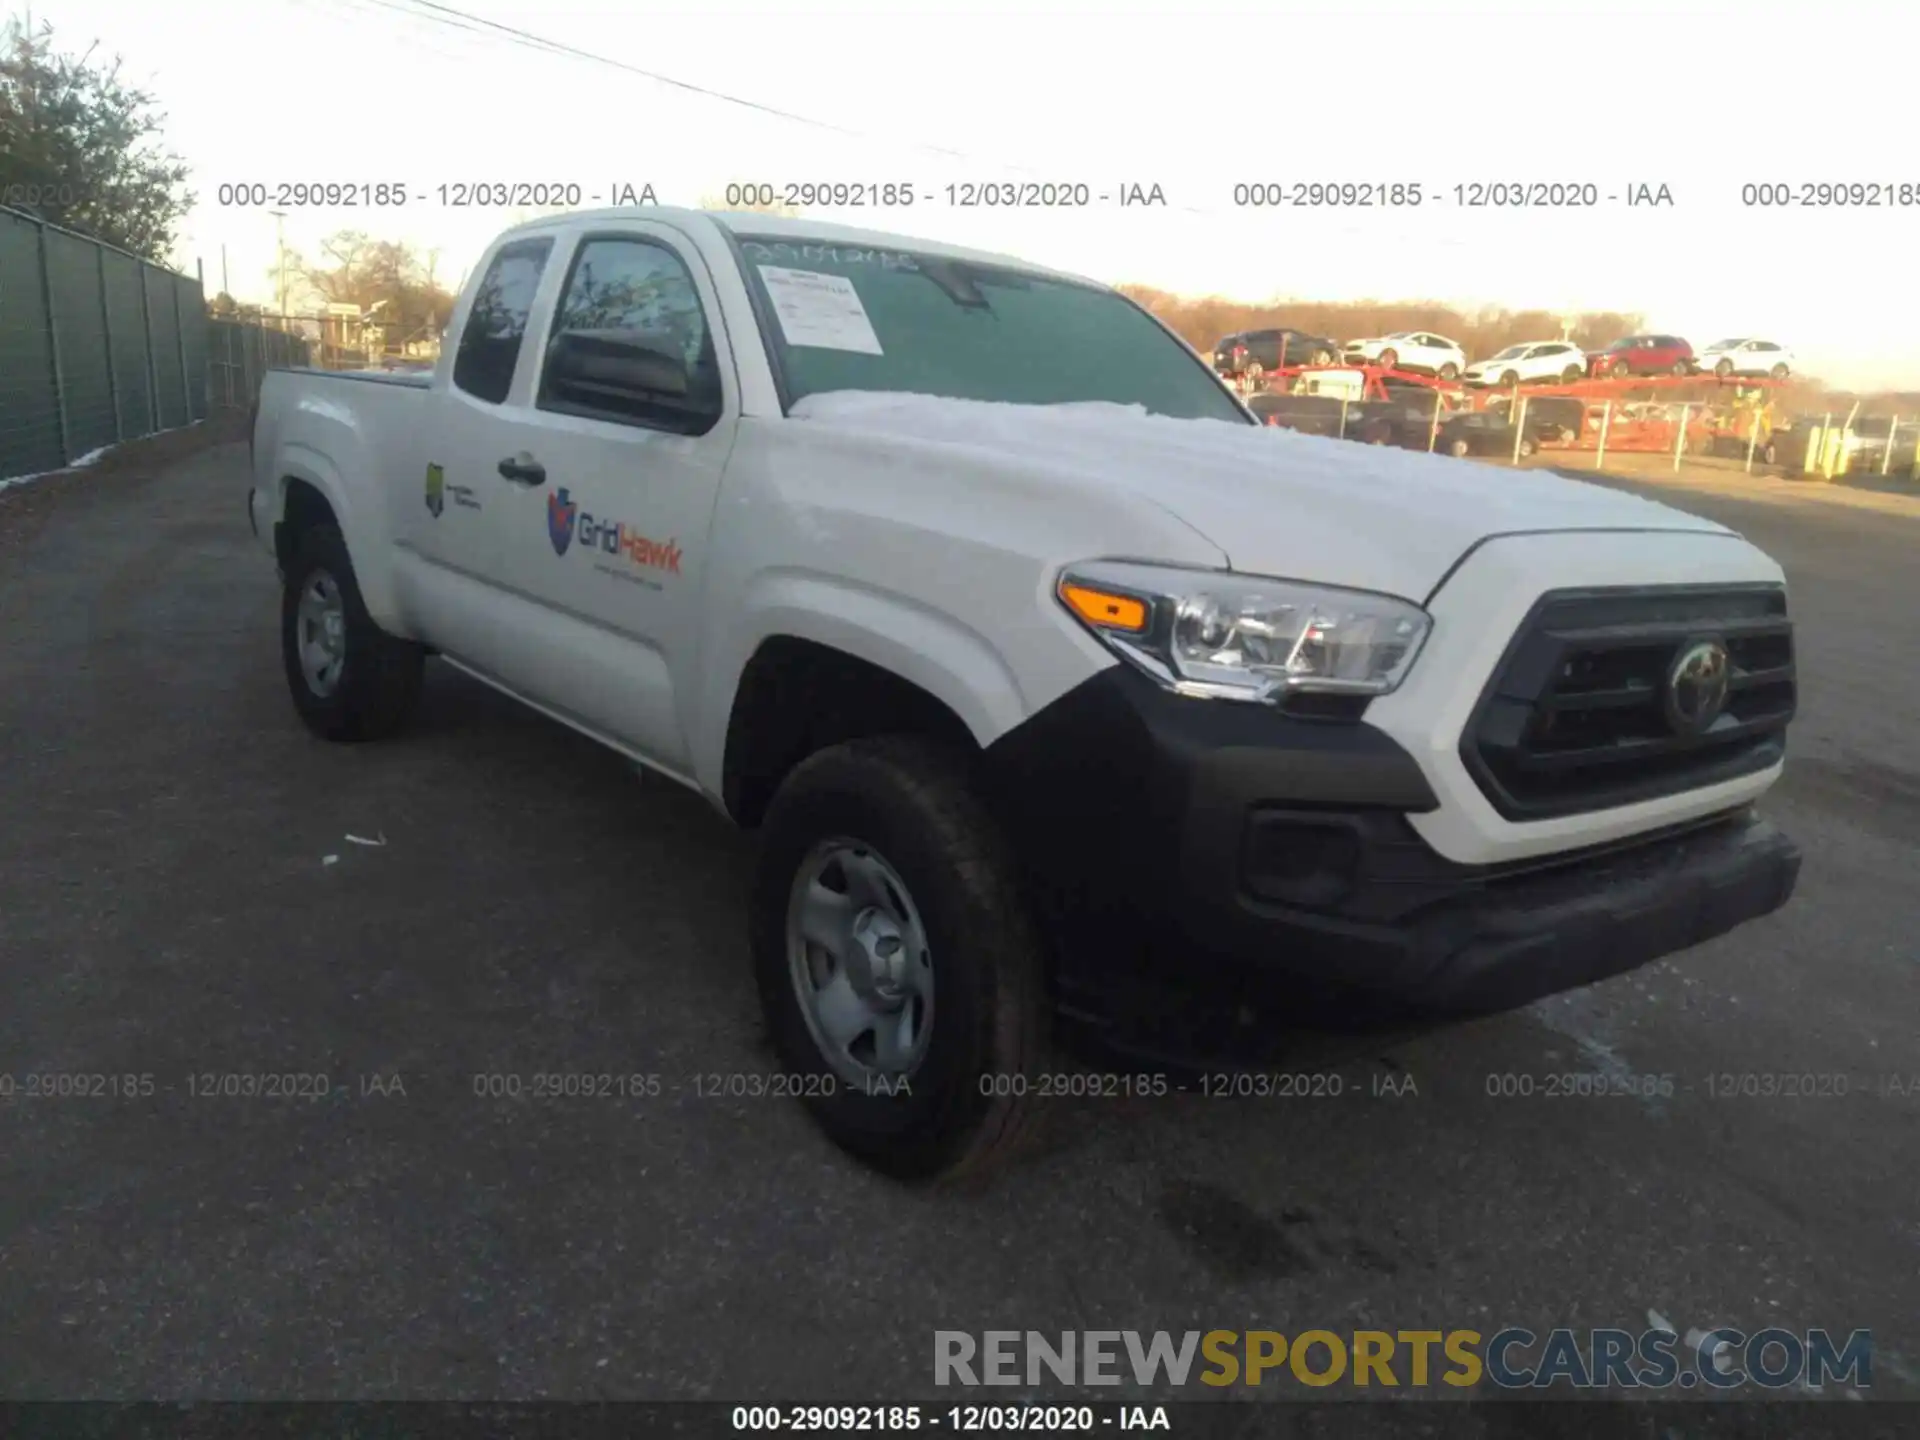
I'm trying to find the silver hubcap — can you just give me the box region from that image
[296,570,347,698]
[786,838,934,1086]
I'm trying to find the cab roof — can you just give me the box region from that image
[493,206,1102,287]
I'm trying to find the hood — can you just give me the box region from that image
[787,391,1730,601]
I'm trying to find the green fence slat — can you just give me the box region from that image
[0,210,64,478]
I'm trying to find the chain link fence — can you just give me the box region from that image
[0,204,312,483]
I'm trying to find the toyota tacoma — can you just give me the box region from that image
[248,207,1801,1180]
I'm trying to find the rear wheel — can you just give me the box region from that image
[1715,359,1734,377]
[1671,360,1689,376]
[1499,370,1520,387]
[281,523,423,742]
[1244,361,1265,389]
[1562,365,1584,383]
[1770,363,1789,380]
[1379,349,1399,370]
[1517,436,1538,459]
[1438,361,1459,380]
[1448,437,1471,458]
[751,737,1049,1182]
[1310,348,1333,365]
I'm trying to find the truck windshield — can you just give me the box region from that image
[737,236,1249,424]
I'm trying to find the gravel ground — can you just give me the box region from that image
[0,442,1915,1404]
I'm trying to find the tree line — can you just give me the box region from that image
[1115,285,1649,364]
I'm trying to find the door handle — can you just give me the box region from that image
[497,455,547,486]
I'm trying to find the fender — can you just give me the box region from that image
[690,568,1089,799]
[270,441,409,637]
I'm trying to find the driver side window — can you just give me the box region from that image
[536,236,723,434]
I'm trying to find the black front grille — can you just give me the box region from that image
[1463,585,1796,820]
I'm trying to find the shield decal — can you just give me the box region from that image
[547,486,578,556]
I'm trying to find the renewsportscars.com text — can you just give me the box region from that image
[934,1328,1873,1391]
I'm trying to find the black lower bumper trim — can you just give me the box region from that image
[982,666,1800,1060]
[1372,809,1799,1015]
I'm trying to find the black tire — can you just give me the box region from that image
[1715,359,1734,377]
[1562,366,1584,383]
[1499,370,1520,388]
[1518,437,1538,459]
[1671,360,1689,376]
[750,736,1049,1182]
[281,522,423,742]
[1770,363,1789,380]
[1439,361,1459,380]
[1311,348,1333,365]
[1379,349,1399,369]
[1448,437,1471,458]
[1762,440,1778,465]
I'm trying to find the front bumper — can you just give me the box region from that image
[982,666,1799,1056]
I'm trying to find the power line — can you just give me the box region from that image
[300,0,1482,248]
[363,0,983,161]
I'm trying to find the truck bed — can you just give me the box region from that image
[276,367,433,389]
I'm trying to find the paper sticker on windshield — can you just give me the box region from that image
[757,266,883,355]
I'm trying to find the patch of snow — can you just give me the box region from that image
[0,419,205,494]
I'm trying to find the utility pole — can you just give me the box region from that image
[268,209,288,318]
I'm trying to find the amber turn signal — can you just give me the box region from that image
[1060,582,1149,633]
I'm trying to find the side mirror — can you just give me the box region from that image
[546,328,691,402]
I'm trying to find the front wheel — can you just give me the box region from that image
[1562,366,1584,383]
[281,523,423,742]
[1770,363,1789,380]
[751,737,1050,1182]
[1378,349,1399,369]
[1517,436,1538,459]
[1310,348,1333,365]
[1715,359,1734,377]
[1448,437,1471,458]
[1499,370,1520,387]
[1672,360,1689,376]
[1438,361,1459,380]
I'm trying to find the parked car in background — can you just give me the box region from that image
[1245,392,1351,436]
[1588,334,1694,378]
[1343,331,1466,379]
[1289,367,1367,401]
[1694,339,1793,379]
[1350,396,1451,449]
[1463,341,1588,388]
[1213,328,1341,381]
[1438,406,1567,459]
[1487,394,1587,443]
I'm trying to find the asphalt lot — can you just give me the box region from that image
[1,440,1916,1404]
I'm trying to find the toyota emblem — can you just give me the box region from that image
[1665,638,1732,735]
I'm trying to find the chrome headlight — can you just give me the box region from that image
[1056,560,1431,703]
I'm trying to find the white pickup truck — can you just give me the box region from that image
[249,207,1801,1180]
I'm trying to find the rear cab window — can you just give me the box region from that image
[452,237,555,404]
